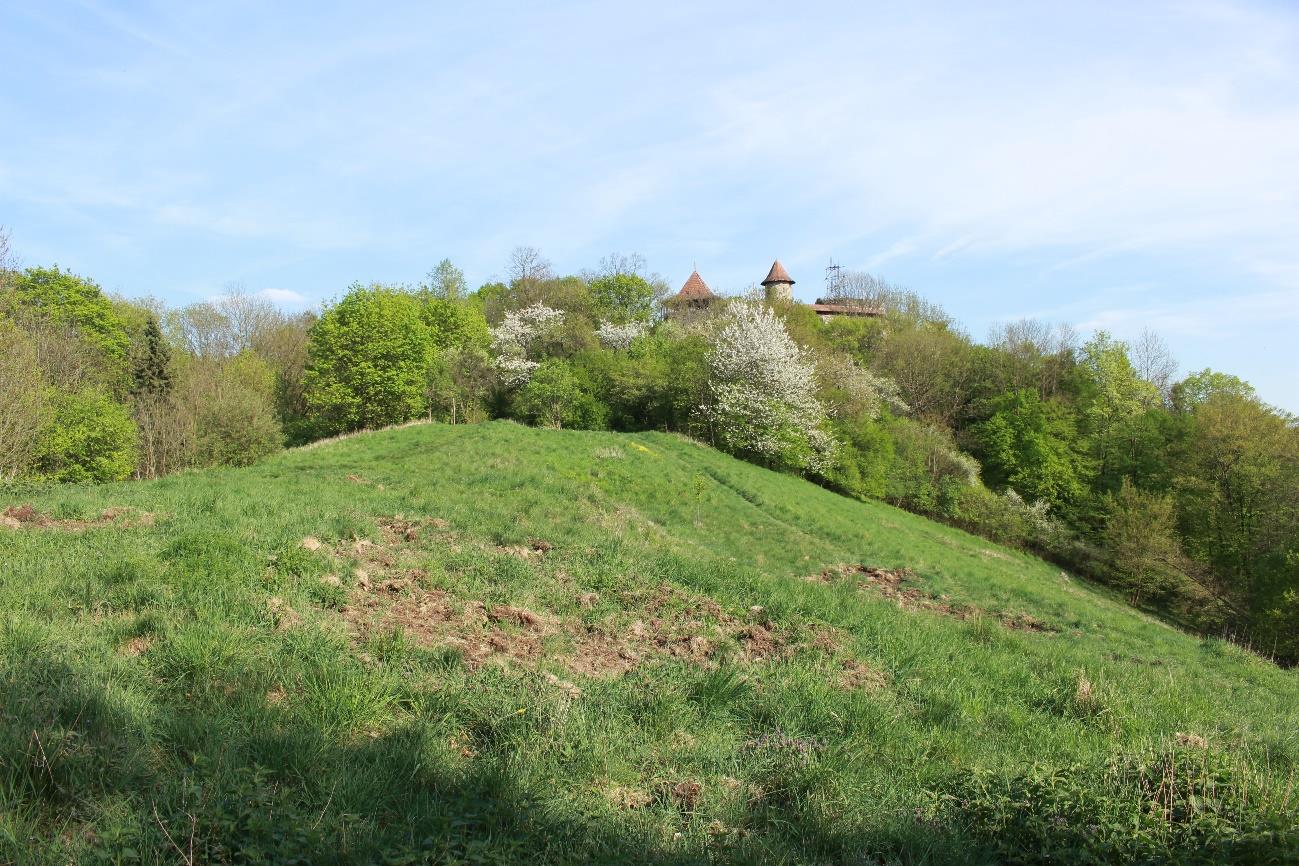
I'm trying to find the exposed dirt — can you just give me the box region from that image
[838,658,888,692]
[664,779,703,810]
[489,604,544,627]
[267,597,302,631]
[605,786,652,810]
[808,564,1059,633]
[324,522,894,686]
[337,557,808,677]
[2,504,155,531]
[378,517,427,544]
[118,636,153,657]
[496,539,552,560]
[996,612,1055,632]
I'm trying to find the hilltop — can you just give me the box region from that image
[1,421,1296,864]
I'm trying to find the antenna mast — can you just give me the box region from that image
[825,258,844,299]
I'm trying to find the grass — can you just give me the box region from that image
[1,420,1296,864]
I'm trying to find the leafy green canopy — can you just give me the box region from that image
[32,388,138,482]
[973,389,1089,510]
[304,285,433,434]
[589,272,658,324]
[5,266,130,365]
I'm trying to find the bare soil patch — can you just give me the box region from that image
[118,636,153,657]
[838,658,888,692]
[324,521,892,689]
[2,504,155,531]
[338,552,813,677]
[808,564,1059,633]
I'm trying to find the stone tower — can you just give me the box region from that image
[761,260,795,303]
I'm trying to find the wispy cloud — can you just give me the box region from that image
[1080,287,1299,339]
[256,287,309,306]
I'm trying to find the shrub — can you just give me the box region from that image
[705,302,832,473]
[1103,479,1191,605]
[515,359,607,430]
[884,417,980,517]
[489,303,565,386]
[31,388,138,482]
[824,414,894,500]
[4,266,130,374]
[188,352,284,467]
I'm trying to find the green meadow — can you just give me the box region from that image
[1,421,1295,864]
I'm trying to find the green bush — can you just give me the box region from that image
[824,414,894,500]
[31,388,138,482]
[884,417,980,518]
[190,352,284,467]
[304,284,433,434]
[515,359,608,430]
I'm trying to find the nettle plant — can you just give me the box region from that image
[489,303,564,386]
[704,301,834,474]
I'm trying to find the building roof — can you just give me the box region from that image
[677,269,715,300]
[761,259,794,285]
[809,302,884,318]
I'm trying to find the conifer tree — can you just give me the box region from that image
[131,314,173,396]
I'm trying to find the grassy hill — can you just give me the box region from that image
[2,421,1296,864]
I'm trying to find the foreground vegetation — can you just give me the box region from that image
[3,233,1296,666]
[2,422,1296,863]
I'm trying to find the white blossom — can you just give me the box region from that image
[704,302,833,471]
[490,303,564,355]
[490,303,564,386]
[816,355,909,419]
[494,354,540,387]
[596,320,647,350]
[1003,489,1055,533]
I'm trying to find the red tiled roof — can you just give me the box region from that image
[677,270,715,300]
[761,260,794,285]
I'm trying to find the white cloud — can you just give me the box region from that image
[256,287,309,305]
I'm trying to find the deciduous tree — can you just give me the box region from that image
[705,302,831,472]
[304,285,433,433]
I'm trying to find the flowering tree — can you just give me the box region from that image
[704,302,832,472]
[596,320,647,350]
[489,303,564,386]
[816,354,908,420]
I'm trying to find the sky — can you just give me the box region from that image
[2,0,1297,411]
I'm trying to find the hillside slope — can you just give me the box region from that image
[2,421,1296,864]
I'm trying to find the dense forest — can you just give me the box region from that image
[2,232,1296,664]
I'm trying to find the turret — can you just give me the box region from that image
[761,260,795,303]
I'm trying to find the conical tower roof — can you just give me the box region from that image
[677,269,715,300]
[761,260,794,286]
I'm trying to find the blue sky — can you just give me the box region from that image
[3,1,1297,411]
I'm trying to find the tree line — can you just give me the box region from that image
[2,233,1296,663]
